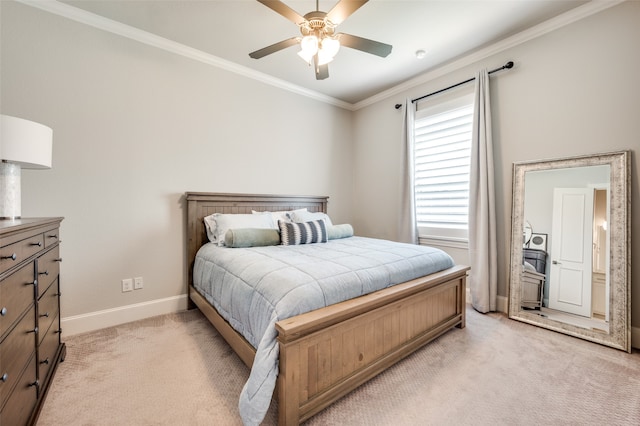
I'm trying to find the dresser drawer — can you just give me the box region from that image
[38,279,60,346]
[0,306,36,409]
[1,234,44,276]
[0,263,35,339]
[37,246,60,298]
[43,227,61,249]
[0,354,37,426]
[38,312,61,387]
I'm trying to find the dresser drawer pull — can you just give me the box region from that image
[2,253,17,261]
[29,380,39,387]
[54,258,63,262]
[55,328,62,334]
[27,326,39,334]
[30,279,38,286]
[39,270,50,276]
[40,358,50,365]
[31,241,43,247]
[1,307,6,316]
[54,292,62,297]
[47,234,58,240]
[40,312,50,318]
[1,373,7,382]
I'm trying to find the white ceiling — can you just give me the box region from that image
[56,0,593,105]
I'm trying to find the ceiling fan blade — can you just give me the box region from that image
[249,37,299,59]
[256,0,306,25]
[326,0,368,25]
[315,63,329,80]
[337,33,392,58]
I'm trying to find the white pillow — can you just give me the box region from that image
[204,212,275,246]
[291,210,333,227]
[252,208,307,228]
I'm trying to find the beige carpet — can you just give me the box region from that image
[37,306,639,426]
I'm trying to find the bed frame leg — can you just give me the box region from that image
[456,276,467,329]
[278,342,301,425]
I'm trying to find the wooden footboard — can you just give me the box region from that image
[276,265,468,425]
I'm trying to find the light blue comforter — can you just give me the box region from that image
[193,236,454,425]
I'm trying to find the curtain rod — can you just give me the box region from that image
[394,61,514,110]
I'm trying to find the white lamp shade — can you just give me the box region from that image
[300,35,318,56]
[321,38,340,57]
[297,49,314,64]
[317,49,334,66]
[1,115,53,169]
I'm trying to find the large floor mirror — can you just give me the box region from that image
[508,151,631,352]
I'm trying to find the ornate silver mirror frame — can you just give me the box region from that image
[508,151,631,352]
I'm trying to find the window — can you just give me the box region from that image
[414,95,473,243]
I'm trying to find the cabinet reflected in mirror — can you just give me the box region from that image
[509,151,630,352]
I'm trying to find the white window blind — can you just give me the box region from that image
[414,102,473,235]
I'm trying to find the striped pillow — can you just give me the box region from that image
[279,219,328,245]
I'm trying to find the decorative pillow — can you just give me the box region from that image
[225,228,281,248]
[252,208,307,228]
[279,219,328,245]
[327,224,354,240]
[203,212,275,246]
[291,210,333,227]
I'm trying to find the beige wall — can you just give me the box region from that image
[1,2,354,327]
[352,2,639,331]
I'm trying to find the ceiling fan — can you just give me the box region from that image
[249,0,392,80]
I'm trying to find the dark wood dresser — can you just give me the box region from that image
[0,218,65,425]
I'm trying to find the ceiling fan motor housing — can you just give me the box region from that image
[300,11,335,37]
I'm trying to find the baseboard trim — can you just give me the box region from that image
[632,326,639,350]
[61,294,189,336]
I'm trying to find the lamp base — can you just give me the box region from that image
[0,162,21,219]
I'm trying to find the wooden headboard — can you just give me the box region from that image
[185,192,328,290]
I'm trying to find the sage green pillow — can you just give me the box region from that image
[327,224,354,240]
[224,228,281,248]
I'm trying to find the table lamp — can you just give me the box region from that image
[0,114,53,219]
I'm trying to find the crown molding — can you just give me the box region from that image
[17,0,625,112]
[16,0,353,110]
[353,0,626,111]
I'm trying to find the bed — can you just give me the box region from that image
[186,192,469,425]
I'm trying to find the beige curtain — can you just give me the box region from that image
[399,98,418,244]
[469,69,498,312]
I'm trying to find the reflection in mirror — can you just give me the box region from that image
[523,221,532,247]
[509,151,630,352]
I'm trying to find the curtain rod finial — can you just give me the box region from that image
[395,103,403,109]
[505,61,514,69]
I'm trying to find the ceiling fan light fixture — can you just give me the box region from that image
[316,37,340,65]
[316,49,333,66]
[321,37,340,57]
[298,35,319,64]
[297,49,314,64]
[251,0,392,80]
[300,35,318,55]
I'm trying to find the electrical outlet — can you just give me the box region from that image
[122,278,133,292]
[134,276,144,290]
